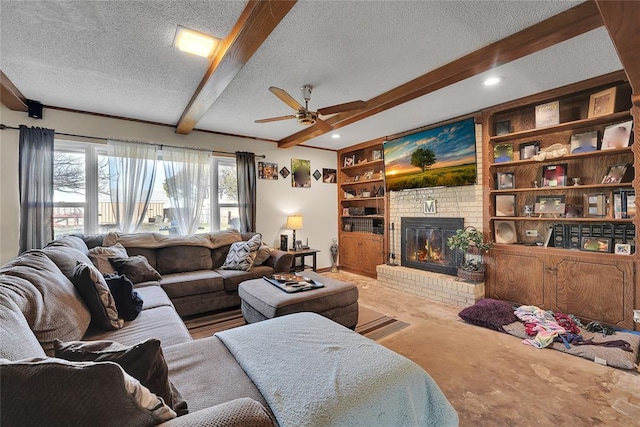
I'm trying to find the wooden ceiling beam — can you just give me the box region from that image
[176,0,297,135]
[278,1,603,148]
[595,0,640,95]
[1,70,28,112]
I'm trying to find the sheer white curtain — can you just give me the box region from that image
[162,147,210,235]
[107,140,158,233]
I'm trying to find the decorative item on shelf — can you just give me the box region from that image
[519,141,540,160]
[279,166,290,179]
[542,163,567,187]
[601,121,633,150]
[258,162,279,180]
[570,131,598,154]
[494,221,517,244]
[343,223,352,232]
[496,172,514,190]
[322,168,336,183]
[581,237,612,253]
[312,170,322,181]
[602,163,633,184]
[613,189,635,219]
[614,243,632,255]
[495,120,511,136]
[361,190,371,198]
[531,143,568,161]
[280,235,288,251]
[344,190,356,199]
[564,205,583,218]
[584,193,607,217]
[363,171,374,180]
[330,238,339,272]
[286,215,303,250]
[353,174,360,182]
[534,100,560,128]
[295,240,303,251]
[572,177,581,186]
[495,195,516,217]
[357,158,368,165]
[423,199,436,214]
[447,227,492,283]
[342,208,350,216]
[291,159,311,188]
[535,195,566,217]
[532,180,539,188]
[522,205,533,217]
[494,144,513,163]
[375,185,384,197]
[372,149,382,161]
[344,155,355,167]
[588,87,616,118]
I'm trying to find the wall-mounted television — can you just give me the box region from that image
[383,117,477,191]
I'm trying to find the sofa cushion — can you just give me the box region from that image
[0,293,47,360]
[156,246,213,274]
[220,235,262,271]
[125,247,158,269]
[0,251,91,353]
[71,261,124,330]
[135,285,174,310]
[163,336,272,417]
[88,243,128,274]
[109,255,162,284]
[103,274,144,321]
[45,235,89,254]
[254,244,272,266]
[160,398,274,427]
[0,357,176,426]
[216,266,275,293]
[83,305,192,350]
[42,246,94,280]
[54,339,188,416]
[161,271,225,298]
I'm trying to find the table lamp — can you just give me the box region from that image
[286,215,303,250]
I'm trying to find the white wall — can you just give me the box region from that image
[0,105,338,267]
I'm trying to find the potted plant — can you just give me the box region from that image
[447,227,492,282]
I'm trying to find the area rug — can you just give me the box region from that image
[184,305,409,341]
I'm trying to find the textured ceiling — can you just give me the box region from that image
[0,1,622,150]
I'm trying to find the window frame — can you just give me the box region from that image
[210,156,239,231]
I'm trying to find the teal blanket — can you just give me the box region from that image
[216,312,458,427]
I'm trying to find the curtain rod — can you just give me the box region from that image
[0,124,265,158]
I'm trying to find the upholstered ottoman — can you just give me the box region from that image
[238,272,359,329]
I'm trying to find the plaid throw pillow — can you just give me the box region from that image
[220,234,262,271]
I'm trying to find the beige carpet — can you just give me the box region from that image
[321,270,640,426]
[184,305,408,341]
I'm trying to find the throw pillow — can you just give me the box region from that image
[54,339,187,416]
[109,255,162,284]
[0,357,176,426]
[220,234,262,271]
[71,261,124,330]
[88,243,128,274]
[458,298,518,332]
[253,244,272,266]
[103,274,144,321]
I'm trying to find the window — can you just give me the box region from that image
[211,157,239,230]
[53,142,238,236]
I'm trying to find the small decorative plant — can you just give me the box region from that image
[447,227,492,272]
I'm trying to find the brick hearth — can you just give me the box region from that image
[376,264,484,308]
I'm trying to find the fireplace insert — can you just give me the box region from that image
[401,217,464,275]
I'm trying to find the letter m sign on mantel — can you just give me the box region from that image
[423,199,437,214]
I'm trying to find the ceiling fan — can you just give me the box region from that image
[255,85,366,131]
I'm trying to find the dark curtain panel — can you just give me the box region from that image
[236,152,256,232]
[19,125,55,253]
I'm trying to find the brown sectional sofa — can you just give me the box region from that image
[79,231,293,317]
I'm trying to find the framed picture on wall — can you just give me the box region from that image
[258,162,278,180]
[322,168,337,183]
[291,159,311,188]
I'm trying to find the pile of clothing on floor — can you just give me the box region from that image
[514,305,632,352]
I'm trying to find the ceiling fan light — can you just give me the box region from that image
[174,26,218,58]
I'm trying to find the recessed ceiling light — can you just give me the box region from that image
[483,76,502,86]
[174,26,219,58]
[332,134,341,139]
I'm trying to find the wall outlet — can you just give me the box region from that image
[525,230,538,237]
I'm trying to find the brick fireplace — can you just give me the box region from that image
[401,217,464,276]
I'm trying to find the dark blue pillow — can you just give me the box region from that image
[103,274,143,321]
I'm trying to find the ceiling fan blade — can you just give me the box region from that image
[314,117,334,132]
[269,87,303,111]
[255,115,296,123]
[317,100,366,116]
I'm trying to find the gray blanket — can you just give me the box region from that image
[216,312,458,427]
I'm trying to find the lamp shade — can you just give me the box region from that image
[286,215,303,230]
